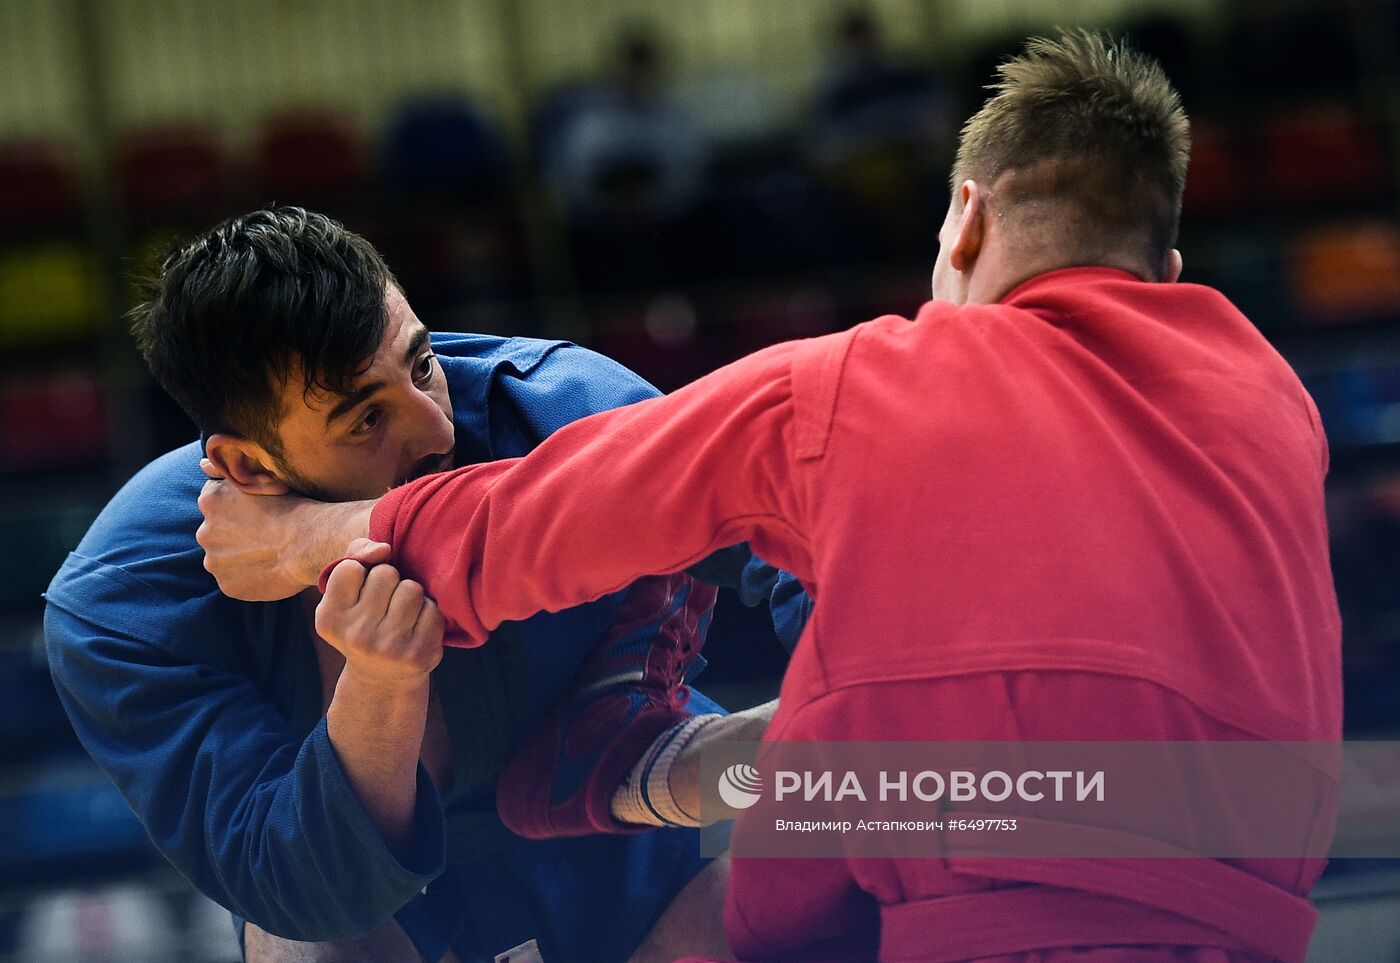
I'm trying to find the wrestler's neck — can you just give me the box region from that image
[955,229,1182,307]
[961,239,1172,306]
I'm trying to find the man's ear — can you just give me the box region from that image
[948,180,986,273]
[204,433,291,495]
[1165,248,1183,283]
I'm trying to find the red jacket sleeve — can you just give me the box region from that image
[371,340,817,646]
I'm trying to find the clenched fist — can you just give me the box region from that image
[317,544,445,686]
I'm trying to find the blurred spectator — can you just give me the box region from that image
[810,8,955,166]
[676,69,786,153]
[377,96,526,316]
[381,95,508,202]
[544,32,705,228]
[808,9,956,258]
[16,883,178,963]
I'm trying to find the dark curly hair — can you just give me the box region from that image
[128,207,396,458]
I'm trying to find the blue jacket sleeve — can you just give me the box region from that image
[44,585,446,941]
[683,544,810,653]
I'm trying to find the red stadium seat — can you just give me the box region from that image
[0,366,108,471]
[1259,104,1387,206]
[253,110,366,203]
[1181,119,1247,217]
[117,124,228,222]
[0,140,81,235]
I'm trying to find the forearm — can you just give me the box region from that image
[325,667,430,858]
[374,344,813,646]
[196,474,376,601]
[291,499,376,589]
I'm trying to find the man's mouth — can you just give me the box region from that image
[399,450,454,486]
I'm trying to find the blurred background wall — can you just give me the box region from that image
[0,0,1221,143]
[1,0,1399,959]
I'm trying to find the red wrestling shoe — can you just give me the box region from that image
[495,572,717,838]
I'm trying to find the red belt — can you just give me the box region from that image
[878,815,1317,962]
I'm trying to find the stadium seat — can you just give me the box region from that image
[0,140,82,237]
[381,95,507,200]
[0,366,108,471]
[253,110,366,204]
[1291,221,1400,323]
[1181,119,1247,217]
[0,242,101,346]
[116,124,228,224]
[1259,104,1388,207]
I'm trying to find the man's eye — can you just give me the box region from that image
[415,353,437,384]
[350,408,382,436]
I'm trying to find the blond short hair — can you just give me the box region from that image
[954,30,1190,271]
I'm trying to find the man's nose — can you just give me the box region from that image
[409,387,454,450]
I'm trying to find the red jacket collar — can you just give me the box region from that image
[999,266,1144,305]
